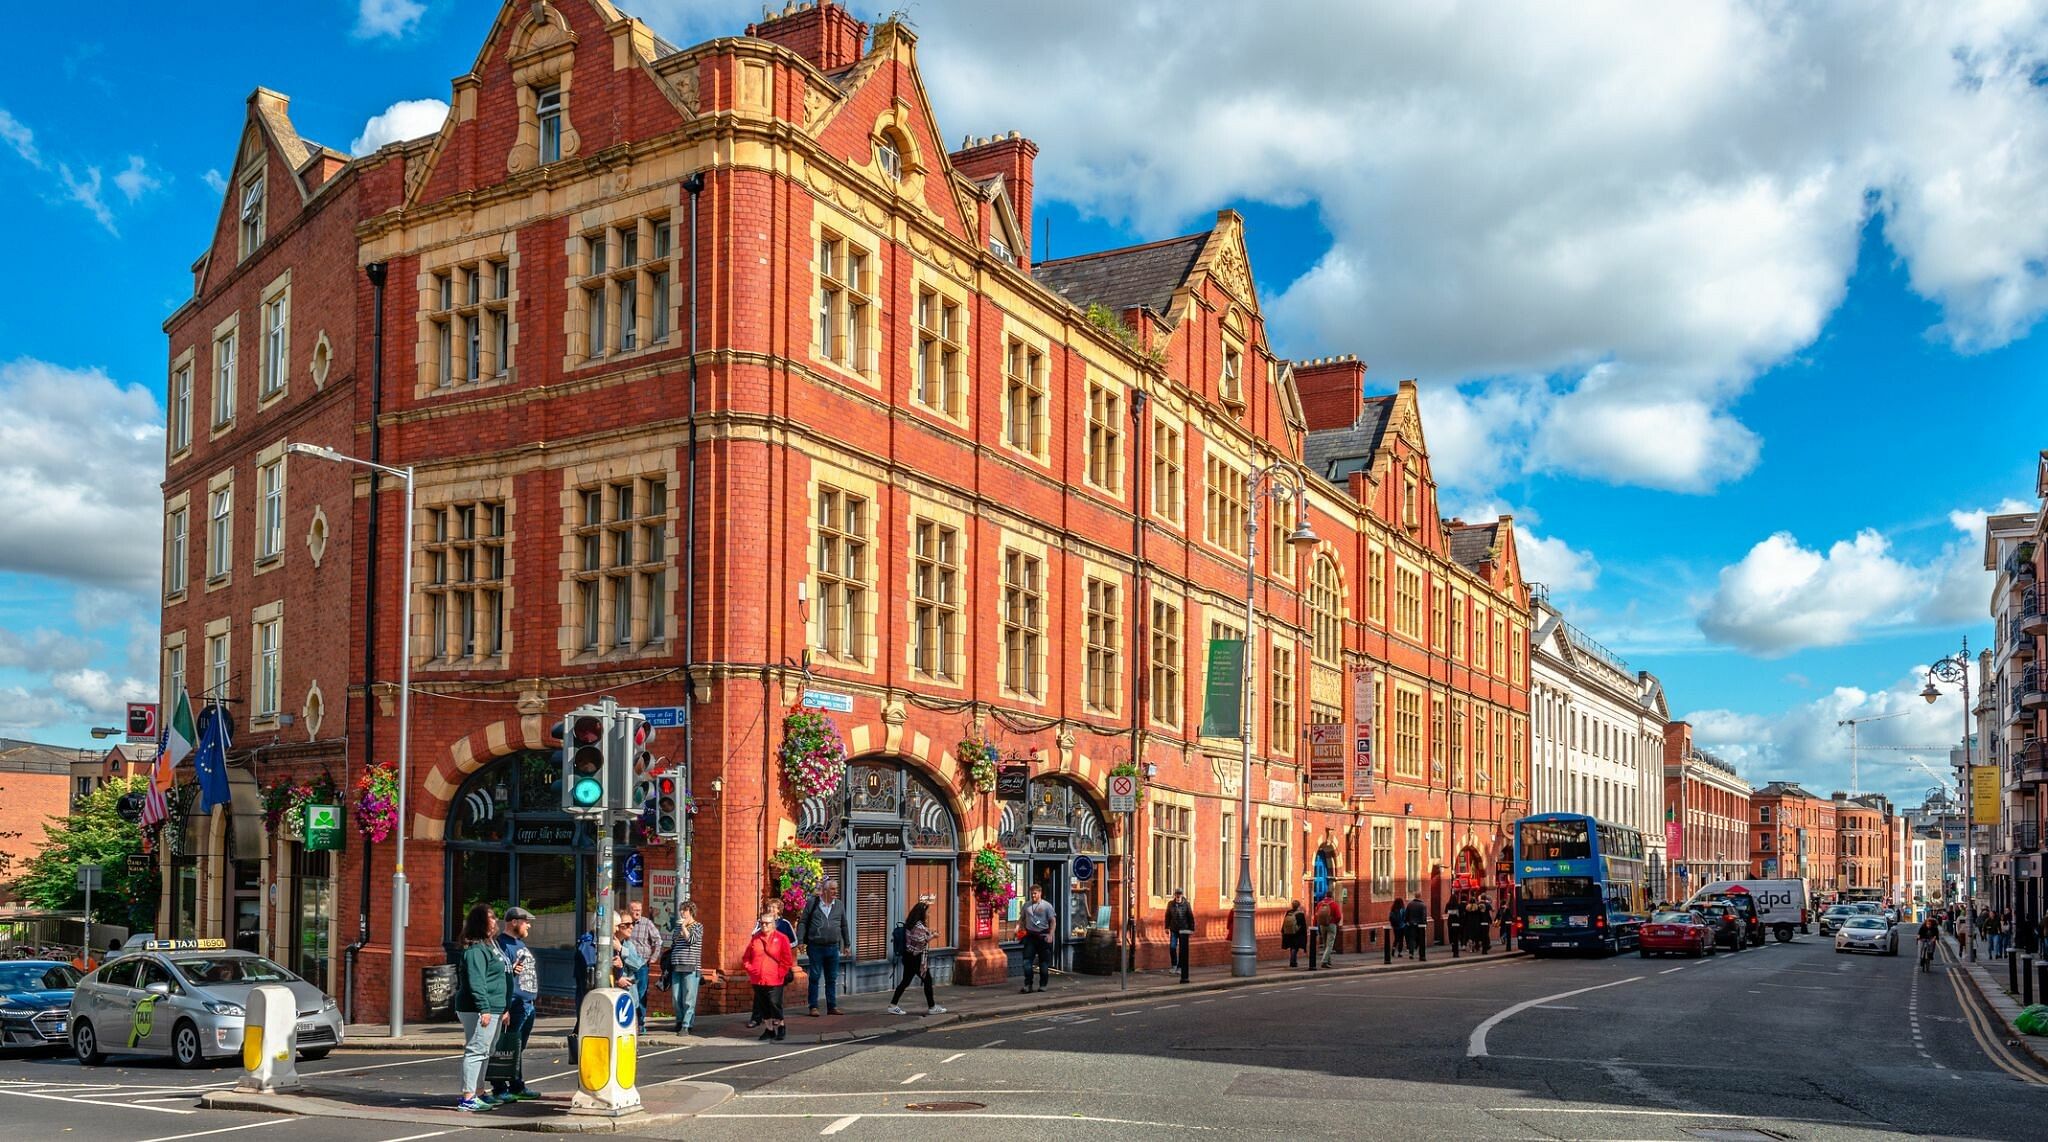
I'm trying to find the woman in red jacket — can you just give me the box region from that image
[742,908,796,1041]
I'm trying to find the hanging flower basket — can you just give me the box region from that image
[779,711,847,801]
[957,738,999,794]
[1108,761,1146,807]
[354,761,400,843]
[970,844,1016,908]
[769,842,826,915]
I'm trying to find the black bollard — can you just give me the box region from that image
[2012,949,2021,995]
[2036,959,2047,1007]
[2023,955,2035,1006]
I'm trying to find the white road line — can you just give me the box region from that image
[135,1096,206,1104]
[977,1038,1005,1048]
[820,1116,861,1136]
[318,1053,463,1074]
[0,1086,193,1115]
[376,1132,457,1142]
[131,1123,277,1142]
[1659,967,1687,975]
[530,1043,695,1085]
[656,1038,871,1085]
[704,1112,1210,1129]
[1489,1107,1866,1125]
[940,1052,965,1064]
[1023,1025,1059,1034]
[1066,1017,1099,1025]
[899,1072,926,1085]
[1467,976,1642,1058]
[739,1090,1057,1100]
[1156,1003,1181,1010]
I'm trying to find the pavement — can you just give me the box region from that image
[1948,934,2048,1068]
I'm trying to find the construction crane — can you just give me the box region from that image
[1836,710,1930,796]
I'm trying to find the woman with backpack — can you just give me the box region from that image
[1281,900,1309,968]
[886,900,948,1016]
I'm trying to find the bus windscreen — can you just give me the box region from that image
[1520,819,1591,861]
[1520,876,1598,902]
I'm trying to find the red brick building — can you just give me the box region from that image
[1661,722,1750,898]
[155,0,1528,1020]
[1750,781,1838,898]
[0,739,72,905]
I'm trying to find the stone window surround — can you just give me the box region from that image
[165,489,191,604]
[252,438,288,574]
[802,461,880,676]
[210,311,240,437]
[903,497,969,688]
[415,235,520,398]
[1201,446,1248,559]
[564,194,681,371]
[907,259,969,424]
[203,615,233,706]
[556,451,677,668]
[506,19,581,176]
[237,162,266,262]
[1145,787,1196,907]
[162,631,187,713]
[1000,317,1051,463]
[249,599,284,727]
[1149,595,1183,731]
[998,530,1051,705]
[1083,377,1125,497]
[1079,560,1127,717]
[257,269,291,407]
[1268,635,1295,757]
[205,467,235,591]
[809,200,884,388]
[418,483,514,670]
[1150,415,1185,527]
[168,347,196,461]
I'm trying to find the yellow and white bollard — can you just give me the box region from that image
[570,987,642,1116]
[236,984,303,1093]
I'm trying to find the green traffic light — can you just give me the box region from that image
[572,776,604,806]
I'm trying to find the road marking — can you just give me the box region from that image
[739,1090,1057,1100]
[1488,1107,1867,1125]
[1066,1017,1099,1025]
[977,1039,1005,1048]
[531,1043,694,1085]
[1939,945,2048,1086]
[318,1053,463,1075]
[1531,1004,1576,1010]
[376,1133,458,1142]
[0,1086,194,1115]
[131,1123,277,1142]
[1156,1003,1181,1010]
[940,1052,965,1064]
[1467,976,1641,1058]
[703,1112,1211,1129]
[656,1038,872,1085]
[899,1073,926,1085]
[820,1117,861,1136]
[1023,1025,1059,1034]
[1659,967,1687,975]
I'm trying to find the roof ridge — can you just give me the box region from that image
[1035,229,1211,268]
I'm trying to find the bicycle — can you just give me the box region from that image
[1918,938,1936,972]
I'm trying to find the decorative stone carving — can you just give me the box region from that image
[882,699,906,726]
[305,505,329,567]
[1212,242,1253,301]
[301,682,325,739]
[516,688,549,716]
[308,331,332,389]
[1056,725,1076,751]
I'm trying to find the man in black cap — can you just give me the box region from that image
[491,907,540,1103]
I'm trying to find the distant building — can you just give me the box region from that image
[0,739,74,903]
[1831,792,1894,900]
[1750,781,1838,898]
[68,743,154,807]
[1662,722,1749,898]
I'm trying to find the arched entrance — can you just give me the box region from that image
[445,750,649,1003]
[997,775,1110,973]
[796,756,963,994]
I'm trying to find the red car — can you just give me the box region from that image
[1637,910,1716,958]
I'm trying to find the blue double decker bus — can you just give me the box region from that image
[1512,813,1646,955]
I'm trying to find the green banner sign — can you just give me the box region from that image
[1200,638,1245,739]
[304,802,344,852]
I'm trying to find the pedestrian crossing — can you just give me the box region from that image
[0,1076,233,1115]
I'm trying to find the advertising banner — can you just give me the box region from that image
[1665,818,1683,860]
[1200,639,1245,739]
[1971,765,2001,823]
[1350,670,1376,800]
[1306,725,1345,794]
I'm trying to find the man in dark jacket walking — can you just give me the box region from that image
[1470,896,1493,954]
[1387,895,1407,961]
[1165,889,1196,983]
[1405,897,1428,960]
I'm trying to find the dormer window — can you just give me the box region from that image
[1220,344,1243,407]
[536,86,563,164]
[877,138,902,183]
[238,173,265,260]
[989,236,1012,263]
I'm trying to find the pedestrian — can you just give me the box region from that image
[1498,900,1513,948]
[1387,895,1407,961]
[1317,895,1341,968]
[1020,883,1058,992]
[611,918,646,1023]
[1282,900,1308,968]
[886,900,948,1016]
[624,901,662,1031]
[742,907,796,1041]
[767,896,799,943]
[1444,894,1465,957]
[489,906,539,1104]
[1164,888,1195,983]
[1472,895,1493,954]
[1405,896,1428,961]
[799,879,850,1016]
[1986,910,2004,958]
[453,904,508,1113]
[664,900,703,1035]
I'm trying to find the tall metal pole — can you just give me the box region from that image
[1232,471,1261,978]
[390,466,415,1036]
[679,171,703,930]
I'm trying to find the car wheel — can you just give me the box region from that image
[1638,948,1651,958]
[299,1048,331,1061]
[172,1021,204,1069]
[72,1020,104,1066]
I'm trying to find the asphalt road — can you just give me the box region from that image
[4,934,2044,1139]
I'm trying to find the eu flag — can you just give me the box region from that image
[193,703,234,813]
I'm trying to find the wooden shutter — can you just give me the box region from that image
[907,860,952,949]
[855,869,890,962]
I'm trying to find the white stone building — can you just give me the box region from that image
[1529,590,1669,899]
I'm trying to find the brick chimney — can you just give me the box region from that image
[746,1,869,72]
[1293,355,1367,430]
[951,132,1038,265]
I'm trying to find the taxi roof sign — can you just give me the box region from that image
[142,938,228,951]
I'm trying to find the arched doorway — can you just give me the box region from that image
[445,750,648,1004]
[997,775,1110,973]
[795,756,963,994]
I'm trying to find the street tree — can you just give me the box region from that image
[10,775,157,931]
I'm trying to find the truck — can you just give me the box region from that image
[1685,880,1809,943]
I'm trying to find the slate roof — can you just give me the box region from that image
[1031,231,1209,316]
[0,738,75,776]
[1448,522,1499,570]
[1303,396,1394,485]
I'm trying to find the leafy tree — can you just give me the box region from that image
[10,776,157,930]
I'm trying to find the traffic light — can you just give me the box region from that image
[554,706,609,815]
[653,773,680,838]
[608,709,650,813]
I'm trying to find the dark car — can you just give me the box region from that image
[1638,910,1715,958]
[0,961,82,1050]
[1697,891,1766,946]
[1691,903,1746,951]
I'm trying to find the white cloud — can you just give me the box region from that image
[49,668,153,718]
[0,687,72,733]
[0,108,41,168]
[354,0,426,40]
[113,155,161,203]
[1686,672,1970,805]
[350,98,449,157]
[0,358,166,593]
[202,168,227,194]
[621,0,2048,495]
[58,163,115,234]
[0,629,97,673]
[1517,526,1601,595]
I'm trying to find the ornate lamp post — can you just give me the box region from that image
[1233,463,1321,978]
[1922,638,1974,958]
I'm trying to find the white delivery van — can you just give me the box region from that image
[1687,880,1810,942]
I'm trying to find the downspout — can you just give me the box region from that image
[1127,387,1149,974]
[681,172,704,916]
[344,259,387,1025]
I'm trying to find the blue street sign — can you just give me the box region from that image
[801,689,854,713]
[1072,855,1095,880]
[615,993,634,1028]
[641,706,686,728]
[624,851,644,887]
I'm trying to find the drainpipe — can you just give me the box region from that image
[681,171,704,919]
[344,259,387,1025]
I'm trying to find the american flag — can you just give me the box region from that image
[139,725,171,827]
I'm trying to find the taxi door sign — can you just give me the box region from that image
[130,994,158,1048]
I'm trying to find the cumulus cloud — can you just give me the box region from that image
[354,0,425,40]
[49,668,153,718]
[350,98,449,156]
[0,358,166,593]
[202,168,227,194]
[0,108,41,168]
[0,629,98,673]
[1517,526,1602,595]
[1686,672,1969,804]
[626,1,2048,494]
[113,155,161,203]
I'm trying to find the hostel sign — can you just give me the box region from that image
[1350,670,1375,800]
[304,803,343,852]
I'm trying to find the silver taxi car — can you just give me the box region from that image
[68,940,342,1068]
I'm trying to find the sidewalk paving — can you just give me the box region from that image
[1945,934,2048,1069]
[341,942,1524,1052]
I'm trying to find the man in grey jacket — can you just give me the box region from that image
[799,880,851,1016]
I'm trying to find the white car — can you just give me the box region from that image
[1834,916,1897,956]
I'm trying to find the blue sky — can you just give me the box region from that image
[3,1,2045,808]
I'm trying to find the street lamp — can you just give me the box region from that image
[287,440,416,1034]
[88,726,123,739]
[1923,638,1975,959]
[1232,463,1321,978]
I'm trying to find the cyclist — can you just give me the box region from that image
[1916,917,1939,972]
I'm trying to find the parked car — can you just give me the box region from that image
[0,961,81,1051]
[1818,905,1858,936]
[1638,910,1716,958]
[1835,916,1898,956]
[69,940,341,1068]
[1691,902,1746,951]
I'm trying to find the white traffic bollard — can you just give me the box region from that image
[237,983,302,1093]
[570,987,642,1116]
